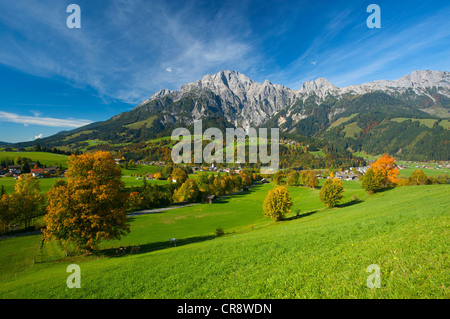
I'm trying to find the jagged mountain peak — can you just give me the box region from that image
[400,70,450,88]
[299,77,338,99]
[180,70,254,92]
[342,70,450,96]
[300,77,336,91]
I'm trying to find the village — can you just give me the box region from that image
[0,165,62,178]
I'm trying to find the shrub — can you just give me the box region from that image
[396,178,410,187]
[215,227,225,236]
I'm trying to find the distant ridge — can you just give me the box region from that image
[9,70,450,161]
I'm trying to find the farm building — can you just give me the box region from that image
[7,165,21,174]
[31,169,45,178]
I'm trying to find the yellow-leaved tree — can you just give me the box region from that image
[319,177,344,208]
[262,186,293,221]
[43,151,129,252]
[9,174,45,230]
[173,178,200,203]
[171,167,188,185]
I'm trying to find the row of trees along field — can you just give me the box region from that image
[128,167,258,211]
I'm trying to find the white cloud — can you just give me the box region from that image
[0,1,260,105]
[34,133,43,140]
[0,111,93,128]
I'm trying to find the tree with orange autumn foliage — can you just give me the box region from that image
[361,154,399,193]
[43,151,129,252]
[369,153,399,187]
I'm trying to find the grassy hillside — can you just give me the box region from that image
[0,182,448,299]
[0,177,66,194]
[0,151,69,167]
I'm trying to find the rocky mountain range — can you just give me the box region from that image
[12,70,450,161]
[133,69,450,130]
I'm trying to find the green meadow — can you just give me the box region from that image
[0,177,66,194]
[0,151,69,167]
[0,163,166,194]
[0,180,448,299]
[397,165,448,179]
[0,174,166,194]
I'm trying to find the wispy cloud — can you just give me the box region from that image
[0,0,260,105]
[0,111,92,128]
[0,0,448,104]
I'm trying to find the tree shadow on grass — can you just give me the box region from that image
[337,199,363,208]
[97,234,217,258]
[282,210,318,222]
[372,186,396,194]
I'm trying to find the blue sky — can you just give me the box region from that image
[0,0,449,143]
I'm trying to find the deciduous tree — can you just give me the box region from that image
[128,191,143,211]
[173,178,200,203]
[361,167,384,193]
[43,151,129,252]
[9,174,44,229]
[409,169,427,185]
[307,171,319,188]
[171,167,188,185]
[262,186,293,221]
[319,178,344,208]
[370,154,399,186]
[0,194,12,233]
[286,171,299,186]
[273,171,283,185]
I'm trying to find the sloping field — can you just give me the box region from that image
[0,151,69,167]
[0,183,448,299]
